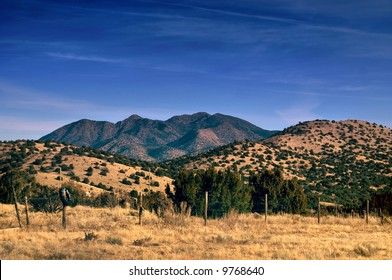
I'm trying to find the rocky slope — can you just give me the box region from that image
[40,112,277,161]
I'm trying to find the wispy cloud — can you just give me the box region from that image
[47,52,125,64]
[150,0,390,38]
[147,0,301,24]
[335,86,367,92]
[46,52,209,75]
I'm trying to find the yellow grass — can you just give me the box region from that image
[0,204,391,260]
[25,143,173,193]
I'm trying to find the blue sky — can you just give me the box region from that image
[1,0,392,140]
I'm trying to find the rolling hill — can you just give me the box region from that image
[163,119,392,208]
[0,140,172,200]
[39,112,278,161]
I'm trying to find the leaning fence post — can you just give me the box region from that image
[24,196,29,227]
[318,197,321,224]
[12,182,22,228]
[204,191,208,226]
[265,194,268,224]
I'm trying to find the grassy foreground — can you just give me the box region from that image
[0,204,391,260]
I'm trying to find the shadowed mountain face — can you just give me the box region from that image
[40,112,278,161]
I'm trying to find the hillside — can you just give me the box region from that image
[3,119,392,210]
[39,112,278,161]
[0,140,173,199]
[164,120,392,208]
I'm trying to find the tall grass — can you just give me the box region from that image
[0,204,391,260]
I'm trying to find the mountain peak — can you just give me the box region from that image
[124,114,142,121]
[40,112,277,161]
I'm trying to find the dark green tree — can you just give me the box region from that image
[370,178,392,215]
[171,167,252,217]
[0,170,35,204]
[249,168,307,214]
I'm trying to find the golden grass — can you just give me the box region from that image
[8,142,174,195]
[0,204,391,260]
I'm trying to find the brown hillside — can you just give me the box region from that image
[182,120,392,186]
[264,119,392,155]
[0,141,173,198]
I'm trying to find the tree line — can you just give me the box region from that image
[166,167,308,217]
[1,168,391,217]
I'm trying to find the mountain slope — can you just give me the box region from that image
[164,119,392,208]
[40,112,277,161]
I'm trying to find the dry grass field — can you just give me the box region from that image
[1,204,391,260]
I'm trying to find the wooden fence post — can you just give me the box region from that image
[318,197,321,224]
[366,200,369,224]
[139,194,143,226]
[62,205,67,229]
[265,194,268,224]
[59,186,71,230]
[204,191,208,226]
[24,196,29,227]
[12,182,22,228]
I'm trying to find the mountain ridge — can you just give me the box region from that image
[40,112,278,162]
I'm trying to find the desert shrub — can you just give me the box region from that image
[161,211,186,227]
[142,191,173,216]
[106,236,123,246]
[84,232,98,241]
[29,184,62,213]
[94,192,118,208]
[129,190,138,198]
[354,244,377,257]
[152,181,159,187]
[86,167,93,176]
[29,180,87,212]
[121,178,132,185]
[99,167,109,176]
[132,237,152,246]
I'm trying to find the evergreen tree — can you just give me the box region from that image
[250,168,307,214]
[0,170,35,204]
[171,167,252,218]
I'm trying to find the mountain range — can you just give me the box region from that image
[40,112,278,161]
